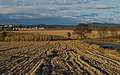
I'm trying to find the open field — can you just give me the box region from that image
[12,30,76,38]
[0,30,120,75]
[9,30,120,44]
[0,41,120,75]
[12,30,120,39]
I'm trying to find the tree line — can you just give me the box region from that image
[73,24,119,39]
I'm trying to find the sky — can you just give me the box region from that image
[0,0,120,25]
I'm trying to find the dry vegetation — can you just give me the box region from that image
[0,29,120,75]
[12,30,75,38]
[1,31,69,42]
[12,29,120,39]
[0,40,120,75]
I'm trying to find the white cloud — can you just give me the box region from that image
[85,4,114,9]
[0,0,92,6]
[0,6,66,14]
[8,14,39,19]
[0,7,16,14]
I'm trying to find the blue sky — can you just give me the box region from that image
[0,0,120,25]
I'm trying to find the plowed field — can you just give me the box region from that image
[0,41,120,75]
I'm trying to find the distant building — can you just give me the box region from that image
[9,25,13,27]
[31,27,45,30]
[39,27,45,30]
[3,25,18,31]
[0,26,3,31]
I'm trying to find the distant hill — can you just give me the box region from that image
[0,23,120,28]
[88,22,120,27]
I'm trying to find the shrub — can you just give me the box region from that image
[4,34,54,42]
[0,31,7,41]
[67,32,71,38]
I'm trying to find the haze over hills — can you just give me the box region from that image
[0,22,120,27]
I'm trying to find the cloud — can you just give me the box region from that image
[0,16,78,25]
[92,18,114,23]
[0,0,119,24]
[0,0,99,6]
[73,13,100,18]
[85,4,114,9]
[8,14,40,19]
[0,12,58,20]
[0,6,66,14]
[113,11,120,13]
[49,0,89,5]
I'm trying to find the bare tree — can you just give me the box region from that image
[74,24,92,39]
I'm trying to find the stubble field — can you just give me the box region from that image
[0,40,120,75]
